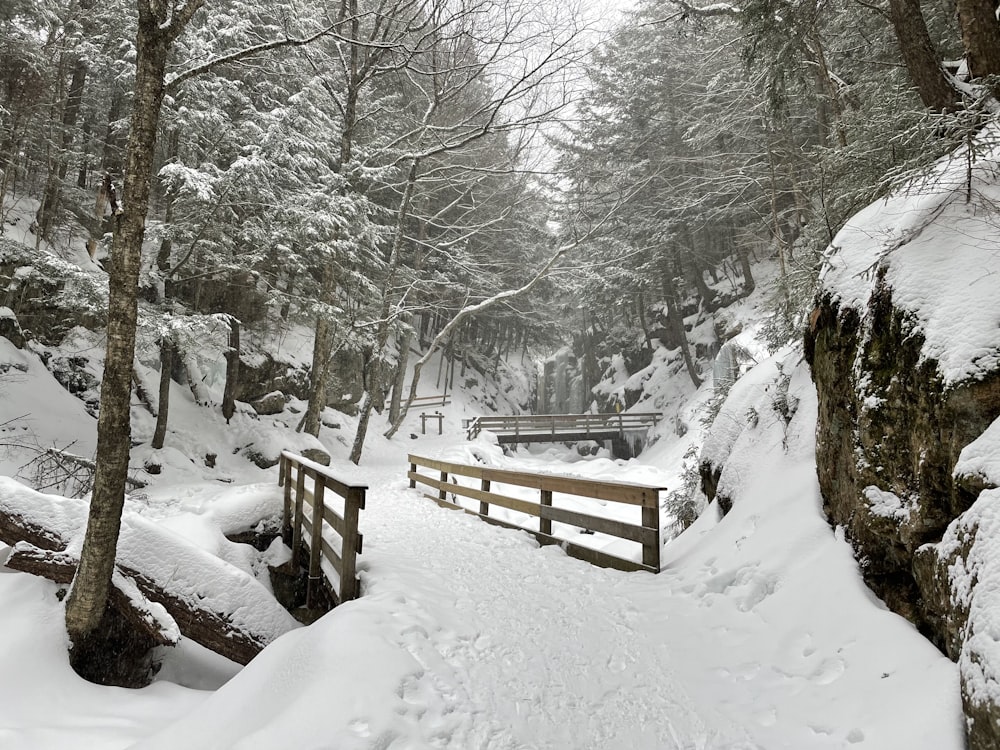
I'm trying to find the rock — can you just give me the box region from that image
[915,494,1000,750]
[251,391,287,416]
[807,212,1000,749]
[243,446,278,469]
[300,448,330,466]
[0,307,25,348]
[806,277,997,649]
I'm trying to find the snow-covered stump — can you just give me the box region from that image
[0,478,298,685]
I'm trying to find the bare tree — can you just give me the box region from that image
[65,0,333,681]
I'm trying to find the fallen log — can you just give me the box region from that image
[0,477,298,673]
[6,543,179,648]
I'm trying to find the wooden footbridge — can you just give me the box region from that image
[465,413,661,454]
[276,447,665,617]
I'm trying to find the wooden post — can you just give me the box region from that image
[540,488,552,535]
[439,471,448,502]
[340,487,365,602]
[281,455,293,544]
[480,479,491,516]
[409,461,417,489]
[290,465,306,569]
[421,413,427,434]
[307,473,325,608]
[642,503,660,571]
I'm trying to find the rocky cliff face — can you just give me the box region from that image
[806,132,1000,749]
[806,277,1000,642]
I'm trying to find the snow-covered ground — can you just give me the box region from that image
[0,350,964,749]
[0,188,965,746]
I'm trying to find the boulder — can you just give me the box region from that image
[300,448,331,466]
[251,390,287,416]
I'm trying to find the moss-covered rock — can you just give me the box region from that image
[806,266,1000,647]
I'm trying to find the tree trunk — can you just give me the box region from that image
[37,57,89,240]
[887,0,960,112]
[956,0,1000,91]
[660,265,702,388]
[156,128,180,273]
[387,323,413,425]
[222,317,240,423]
[349,158,419,464]
[151,338,172,449]
[735,244,756,295]
[64,8,173,673]
[302,268,335,437]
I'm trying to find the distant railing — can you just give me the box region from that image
[407,454,663,573]
[278,451,366,606]
[386,393,452,409]
[465,412,661,441]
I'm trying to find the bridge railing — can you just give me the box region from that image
[385,393,452,409]
[278,451,366,606]
[407,454,663,573]
[465,412,661,440]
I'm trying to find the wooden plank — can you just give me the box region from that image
[279,450,368,497]
[320,535,343,575]
[409,454,664,506]
[322,504,346,537]
[410,472,541,517]
[307,479,325,608]
[420,494,656,574]
[290,467,306,569]
[479,478,490,516]
[539,489,553,535]
[642,505,660,571]
[340,487,364,602]
[539,504,657,545]
[281,455,292,543]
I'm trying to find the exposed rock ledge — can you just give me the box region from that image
[805,132,1000,749]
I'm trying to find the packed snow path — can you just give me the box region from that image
[136,462,962,750]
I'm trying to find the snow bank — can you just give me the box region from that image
[821,126,1000,383]
[938,490,1000,711]
[955,415,1000,487]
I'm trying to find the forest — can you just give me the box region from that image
[4,0,1000,744]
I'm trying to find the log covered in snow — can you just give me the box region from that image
[0,477,298,666]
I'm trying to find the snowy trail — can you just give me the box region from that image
[135,442,961,750]
[355,476,753,750]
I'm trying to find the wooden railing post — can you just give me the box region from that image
[539,488,552,535]
[307,473,325,608]
[642,503,660,571]
[409,461,417,489]
[480,479,491,516]
[439,471,448,502]
[340,487,365,602]
[290,466,306,569]
[281,454,293,544]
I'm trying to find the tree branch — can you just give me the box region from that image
[165,24,336,93]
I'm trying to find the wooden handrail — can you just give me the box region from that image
[279,451,366,606]
[385,393,452,409]
[407,454,663,573]
[466,412,661,440]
